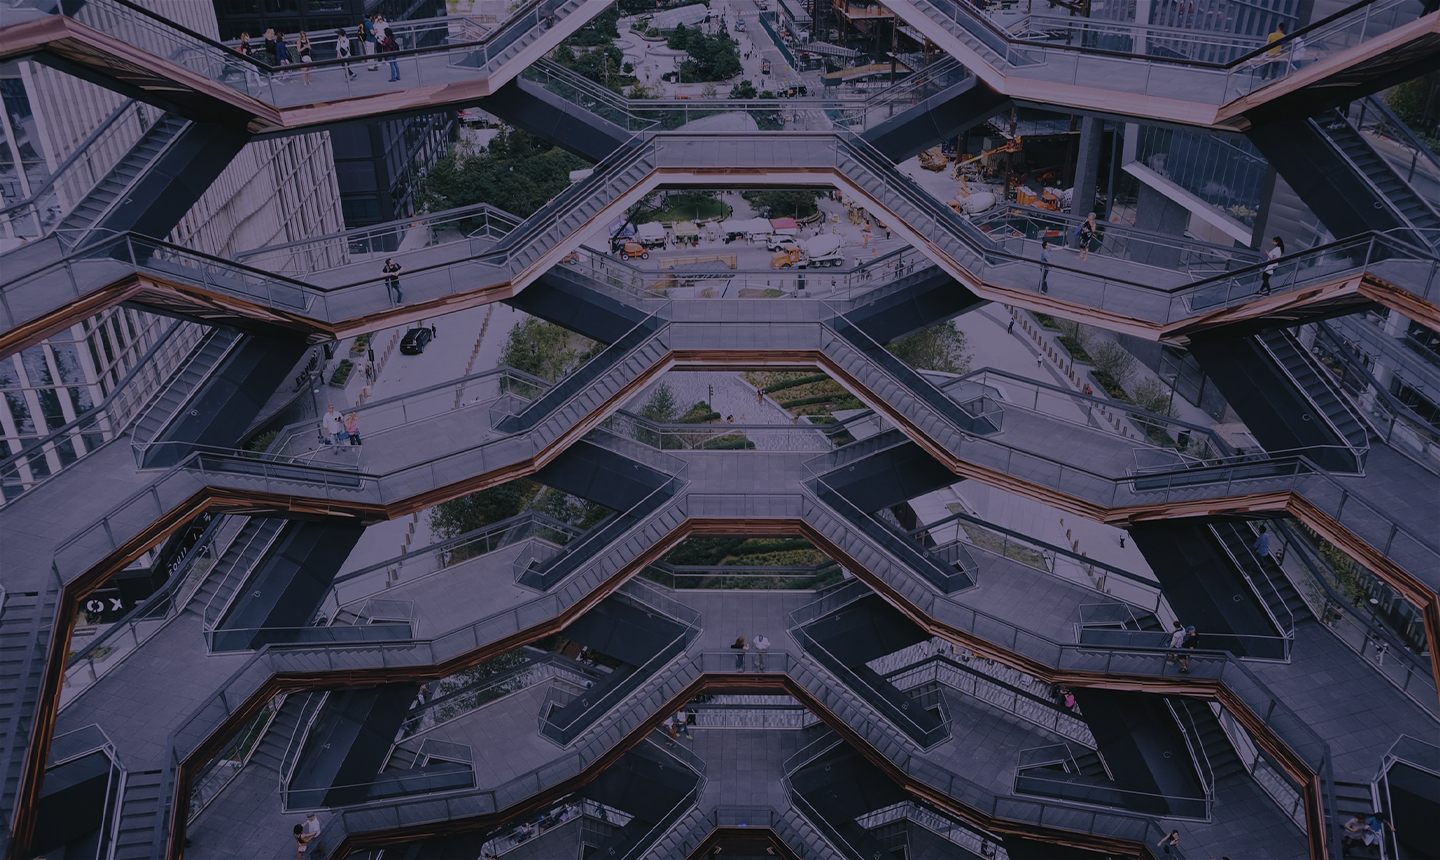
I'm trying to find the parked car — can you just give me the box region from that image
[400,327,434,354]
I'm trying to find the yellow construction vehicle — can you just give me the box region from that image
[954,137,1022,177]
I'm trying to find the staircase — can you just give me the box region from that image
[1209,522,1310,636]
[1332,779,1379,823]
[0,584,57,853]
[1171,699,1246,785]
[1314,113,1440,240]
[248,694,319,776]
[52,115,190,250]
[198,517,287,631]
[131,329,244,454]
[109,768,165,860]
[1255,327,1370,463]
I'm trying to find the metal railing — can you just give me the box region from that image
[0,318,197,506]
[908,0,1421,108]
[1014,740,1211,820]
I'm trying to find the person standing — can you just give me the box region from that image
[322,405,344,447]
[382,258,404,304]
[274,31,292,84]
[1076,213,1097,262]
[1039,239,1051,292]
[263,28,278,65]
[673,711,690,738]
[731,636,748,671]
[1179,626,1198,674]
[301,813,320,847]
[361,14,379,70]
[1156,830,1181,856]
[380,27,401,82]
[752,633,770,671]
[239,32,262,92]
[1261,235,1284,294]
[335,27,357,80]
[345,412,361,446]
[297,32,312,85]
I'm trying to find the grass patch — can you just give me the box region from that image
[960,523,1048,569]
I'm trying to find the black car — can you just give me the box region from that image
[399,327,433,354]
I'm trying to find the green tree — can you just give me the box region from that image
[429,480,535,545]
[1385,73,1440,150]
[887,323,971,374]
[743,190,819,218]
[500,318,601,383]
[639,382,679,423]
[423,130,587,219]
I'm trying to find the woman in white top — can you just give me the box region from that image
[1261,235,1284,294]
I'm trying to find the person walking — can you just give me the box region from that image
[361,14,379,70]
[322,405,344,448]
[731,636,748,671]
[382,258,404,303]
[345,412,361,445]
[380,26,401,81]
[1179,625,1198,674]
[239,32,262,92]
[1165,620,1186,665]
[1263,23,1286,80]
[1261,235,1284,294]
[673,711,691,739]
[335,27,357,80]
[1076,213,1097,262]
[1253,524,1272,558]
[297,32,312,85]
[1039,239,1051,292]
[752,633,770,671]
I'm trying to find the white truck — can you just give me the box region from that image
[771,234,844,268]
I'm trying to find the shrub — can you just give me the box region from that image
[1089,340,1135,386]
[328,359,354,387]
[1130,377,1173,417]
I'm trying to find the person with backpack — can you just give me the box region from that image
[361,15,378,70]
[380,27,401,82]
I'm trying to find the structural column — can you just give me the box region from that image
[1071,116,1105,229]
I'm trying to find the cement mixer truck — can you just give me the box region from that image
[770,234,844,269]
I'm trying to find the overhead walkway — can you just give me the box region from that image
[882,0,1440,128]
[6,133,1436,360]
[0,0,608,135]
[7,352,1440,855]
[23,448,1434,859]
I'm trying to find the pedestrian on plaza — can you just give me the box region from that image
[1076,213,1097,262]
[345,412,361,445]
[301,813,320,849]
[382,258,404,303]
[361,15,379,70]
[1253,524,1272,558]
[1179,625,1198,674]
[380,27,401,81]
[297,32,312,84]
[1261,235,1284,294]
[732,636,748,671]
[1007,317,1015,334]
[1156,830,1181,856]
[862,220,871,247]
[322,405,344,446]
[335,27,357,80]
[1039,239,1051,292]
[753,633,770,670]
[430,322,437,340]
[1165,620,1186,664]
